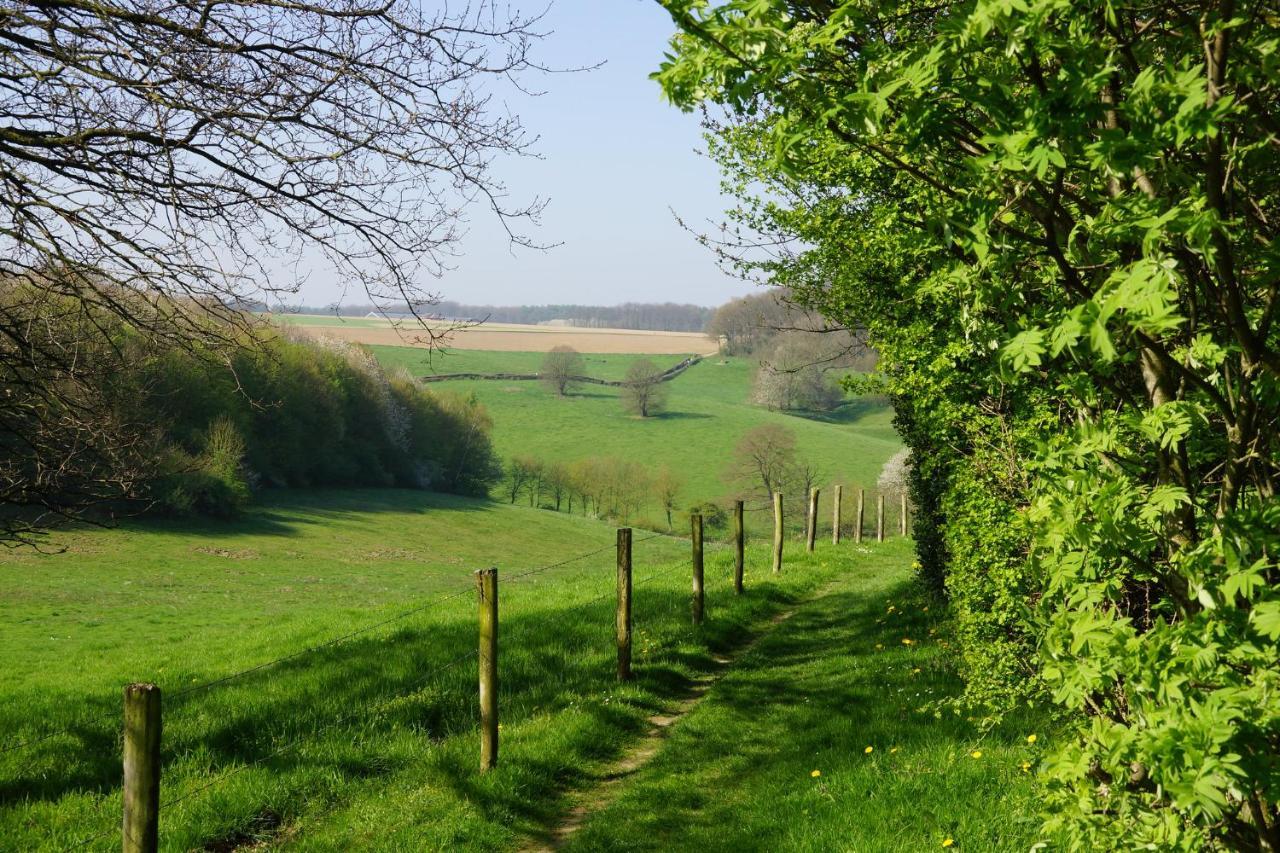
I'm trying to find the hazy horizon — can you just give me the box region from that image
[287,1,758,311]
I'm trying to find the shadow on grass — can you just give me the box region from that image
[47,489,497,541]
[0,572,805,848]
[787,396,892,427]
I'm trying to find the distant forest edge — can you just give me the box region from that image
[257,300,715,332]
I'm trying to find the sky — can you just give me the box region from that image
[304,1,755,310]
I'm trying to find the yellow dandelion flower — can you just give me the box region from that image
[887,605,897,612]
[902,638,914,645]
[970,750,983,759]
[864,746,874,754]
[890,747,899,754]
[912,667,922,674]
[1021,761,1031,773]
[811,769,821,778]
[1026,734,1037,744]
[875,643,884,650]
[942,840,954,848]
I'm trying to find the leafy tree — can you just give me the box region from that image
[657,0,1280,846]
[540,345,585,396]
[622,359,668,417]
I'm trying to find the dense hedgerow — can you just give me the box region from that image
[657,0,1280,847]
[95,320,502,516]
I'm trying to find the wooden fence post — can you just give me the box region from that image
[877,494,885,542]
[617,528,632,682]
[832,485,842,545]
[806,488,819,553]
[122,682,161,853]
[476,568,498,771]
[733,500,744,595]
[855,488,864,544]
[772,492,784,574]
[900,492,908,536]
[691,513,704,625]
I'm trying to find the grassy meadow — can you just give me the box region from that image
[373,345,904,532]
[0,493,967,851]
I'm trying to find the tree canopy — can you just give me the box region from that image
[657,0,1280,847]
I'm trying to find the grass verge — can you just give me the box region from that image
[561,545,1048,852]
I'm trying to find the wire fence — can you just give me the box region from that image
[6,515,833,851]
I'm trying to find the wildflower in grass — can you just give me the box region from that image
[811,769,821,777]
[890,747,899,754]
[942,840,954,848]
[901,638,913,645]
[970,750,982,759]
[864,746,874,754]
[912,667,922,674]
[922,605,929,612]
[875,643,884,650]
[1025,734,1037,744]
[1021,761,1031,773]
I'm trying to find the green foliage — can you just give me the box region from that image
[656,0,1280,846]
[686,499,728,531]
[121,326,502,512]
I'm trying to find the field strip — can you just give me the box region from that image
[284,320,722,355]
[519,577,847,852]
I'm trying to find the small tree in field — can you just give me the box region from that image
[540,346,584,396]
[654,465,683,529]
[622,359,667,417]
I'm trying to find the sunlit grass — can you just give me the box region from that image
[0,493,897,850]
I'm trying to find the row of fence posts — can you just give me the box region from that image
[114,486,908,851]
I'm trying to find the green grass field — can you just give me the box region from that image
[0,497,1044,850]
[374,346,904,531]
[371,345,679,382]
[565,550,1047,852]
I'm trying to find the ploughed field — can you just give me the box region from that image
[271,313,721,355]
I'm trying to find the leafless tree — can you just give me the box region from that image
[622,359,667,418]
[752,330,872,411]
[541,346,584,396]
[724,423,797,507]
[0,0,546,541]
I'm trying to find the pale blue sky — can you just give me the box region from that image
[307,1,754,309]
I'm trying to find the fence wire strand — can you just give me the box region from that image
[73,648,480,850]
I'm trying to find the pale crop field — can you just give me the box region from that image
[270,314,722,355]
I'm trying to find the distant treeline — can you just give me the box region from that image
[265,301,715,333]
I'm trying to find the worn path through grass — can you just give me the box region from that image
[549,550,1048,852]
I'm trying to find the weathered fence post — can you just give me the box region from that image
[806,488,819,553]
[772,492,784,574]
[855,488,865,544]
[476,568,498,771]
[733,500,744,595]
[691,513,704,625]
[122,682,161,853]
[832,484,843,545]
[617,528,632,682]
[900,492,908,536]
[876,494,885,542]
